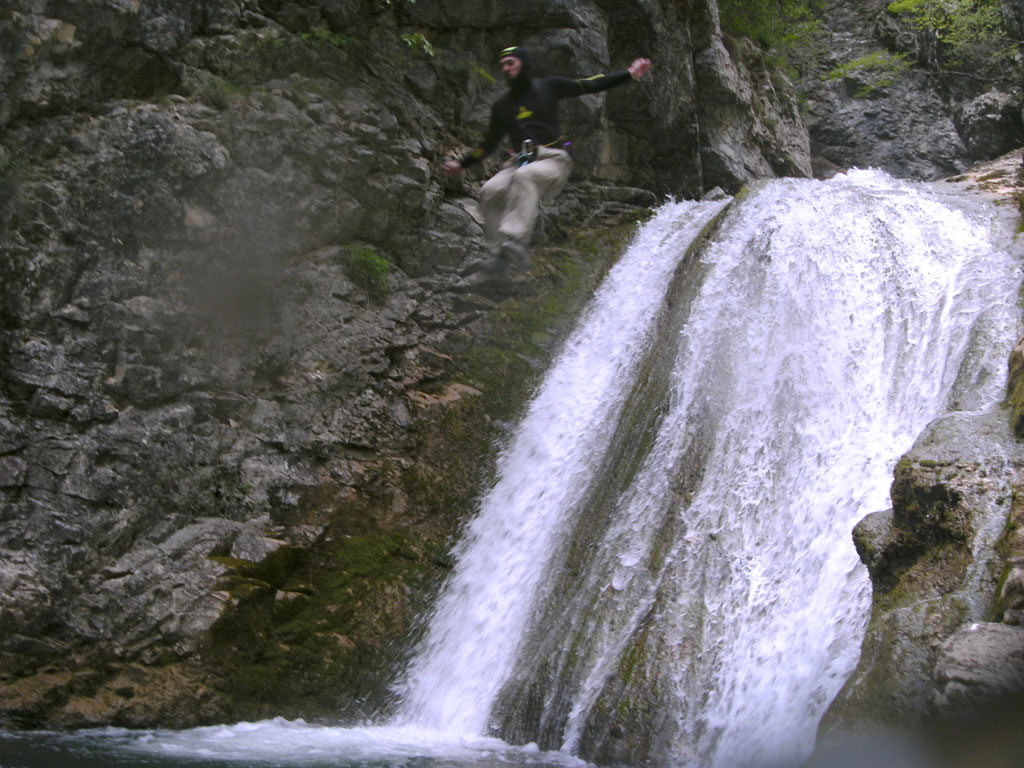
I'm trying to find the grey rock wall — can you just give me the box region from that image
[0,0,816,729]
[801,0,1022,180]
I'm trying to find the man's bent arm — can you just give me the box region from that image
[457,102,508,169]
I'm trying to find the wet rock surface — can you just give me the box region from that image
[933,622,1024,716]
[824,383,1024,736]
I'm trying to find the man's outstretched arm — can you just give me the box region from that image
[571,56,652,96]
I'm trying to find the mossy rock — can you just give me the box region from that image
[195,214,645,723]
[1006,334,1024,438]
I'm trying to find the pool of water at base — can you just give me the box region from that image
[0,720,589,768]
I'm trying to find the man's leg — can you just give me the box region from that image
[496,148,573,248]
[479,166,516,253]
[467,148,572,278]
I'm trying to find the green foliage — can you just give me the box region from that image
[719,0,824,50]
[300,25,355,50]
[471,62,495,85]
[718,0,826,77]
[344,244,391,299]
[887,0,1010,67]
[197,75,253,109]
[827,50,913,96]
[400,32,434,58]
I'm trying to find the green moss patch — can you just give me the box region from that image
[1006,339,1024,437]
[204,529,433,721]
[343,244,391,301]
[874,539,971,612]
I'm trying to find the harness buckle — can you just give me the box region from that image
[516,139,537,167]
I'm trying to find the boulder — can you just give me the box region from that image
[933,623,1024,716]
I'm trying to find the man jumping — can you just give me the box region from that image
[443,46,652,274]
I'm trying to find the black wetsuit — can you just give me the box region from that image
[460,71,632,167]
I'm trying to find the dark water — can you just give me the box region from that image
[1,730,246,768]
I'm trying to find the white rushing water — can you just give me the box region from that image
[395,170,1022,766]
[688,174,1015,768]
[392,197,733,734]
[51,171,1020,768]
[635,170,1019,767]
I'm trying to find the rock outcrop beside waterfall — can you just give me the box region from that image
[0,0,815,730]
[824,409,1024,727]
[819,153,1024,749]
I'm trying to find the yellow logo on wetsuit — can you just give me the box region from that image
[516,106,533,120]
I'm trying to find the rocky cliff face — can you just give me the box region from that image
[0,0,816,730]
[1,0,1022,748]
[800,0,1022,180]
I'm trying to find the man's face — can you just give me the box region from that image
[500,56,522,80]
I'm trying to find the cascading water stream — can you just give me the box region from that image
[392,197,733,734]
[395,170,1022,767]
[642,171,1020,767]
[684,174,1021,767]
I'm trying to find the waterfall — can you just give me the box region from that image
[394,170,1022,767]
[393,196,733,733]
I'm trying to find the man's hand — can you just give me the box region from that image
[629,57,652,80]
[442,159,463,178]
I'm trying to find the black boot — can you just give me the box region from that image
[499,239,530,271]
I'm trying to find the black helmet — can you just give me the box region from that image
[499,46,529,68]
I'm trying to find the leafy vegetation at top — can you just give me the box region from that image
[718,0,825,75]
[827,50,912,97]
[887,0,1013,69]
[719,0,824,51]
[300,25,356,50]
[471,62,495,85]
[401,32,434,57]
[343,244,391,300]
